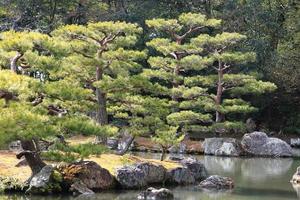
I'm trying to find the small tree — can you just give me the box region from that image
[152,126,184,161]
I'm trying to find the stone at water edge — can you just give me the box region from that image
[203,138,242,156]
[27,165,63,194]
[180,157,208,181]
[166,167,195,185]
[241,131,292,157]
[59,161,115,191]
[291,166,300,184]
[136,162,166,184]
[198,175,234,190]
[70,181,94,196]
[107,137,119,150]
[115,165,147,189]
[115,162,167,189]
[138,187,174,200]
[291,138,300,148]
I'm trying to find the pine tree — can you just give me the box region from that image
[145,13,221,136]
[145,13,277,136]
[52,22,146,131]
[188,32,277,134]
[0,31,110,179]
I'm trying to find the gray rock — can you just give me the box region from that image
[107,138,119,150]
[198,175,234,190]
[203,138,242,156]
[291,138,300,148]
[168,143,186,154]
[138,187,174,200]
[116,165,147,189]
[70,181,94,196]
[28,165,62,194]
[116,162,167,189]
[136,162,166,184]
[180,157,208,181]
[166,167,195,185]
[8,140,22,152]
[241,131,292,157]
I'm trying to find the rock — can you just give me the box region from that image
[136,162,166,184]
[241,131,292,157]
[137,187,174,200]
[246,118,256,132]
[107,138,119,150]
[180,157,208,181]
[70,181,94,196]
[59,161,115,191]
[168,143,187,154]
[198,175,234,190]
[203,138,242,156]
[291,167,300,184]
[169,155,185,161]
[115,165,147,189]
[116,162,167,189]
[166,167,195,185]
[28,165,62,194]
[8,140,22,152]
[291,138,300,148]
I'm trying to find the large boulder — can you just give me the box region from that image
[59,161,115,191]
[203,138,242,156]
[138,187,174,200]
[198,175,234,190]
[180,157,208,181]
[115,162,167,189]
[115,165,147,189]
[241,131,292,157]
[28,165,63,194]
[166,167,195,185]
[136,162,166,184]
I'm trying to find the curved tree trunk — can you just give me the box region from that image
[116,135,135,156]
[16,139,46,181]
[10,51,23,73]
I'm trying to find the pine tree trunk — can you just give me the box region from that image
[215,60,224,123]
[95,66,108,125]
[160,147,166,161]
[17,139,46,180]
[10,51,23,73]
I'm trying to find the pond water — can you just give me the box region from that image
[2,152,300,200]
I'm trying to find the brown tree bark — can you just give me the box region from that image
[10,51,23,73]
[95,66,108,125]
[16,139,46,180]
[215,59,224,123]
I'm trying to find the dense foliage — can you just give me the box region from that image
[0,0,298,169]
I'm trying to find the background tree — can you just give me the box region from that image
[145,13,221,137]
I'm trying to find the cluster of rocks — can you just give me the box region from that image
[203,131,293,157]
[115,157,208,189]
[1,156,234,199]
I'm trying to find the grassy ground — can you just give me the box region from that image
[0,150,180,182]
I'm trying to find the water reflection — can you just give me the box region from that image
[241,158,293,182]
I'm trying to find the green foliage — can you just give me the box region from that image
[152,126,184,148]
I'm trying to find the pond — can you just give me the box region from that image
[2,152,300,200]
